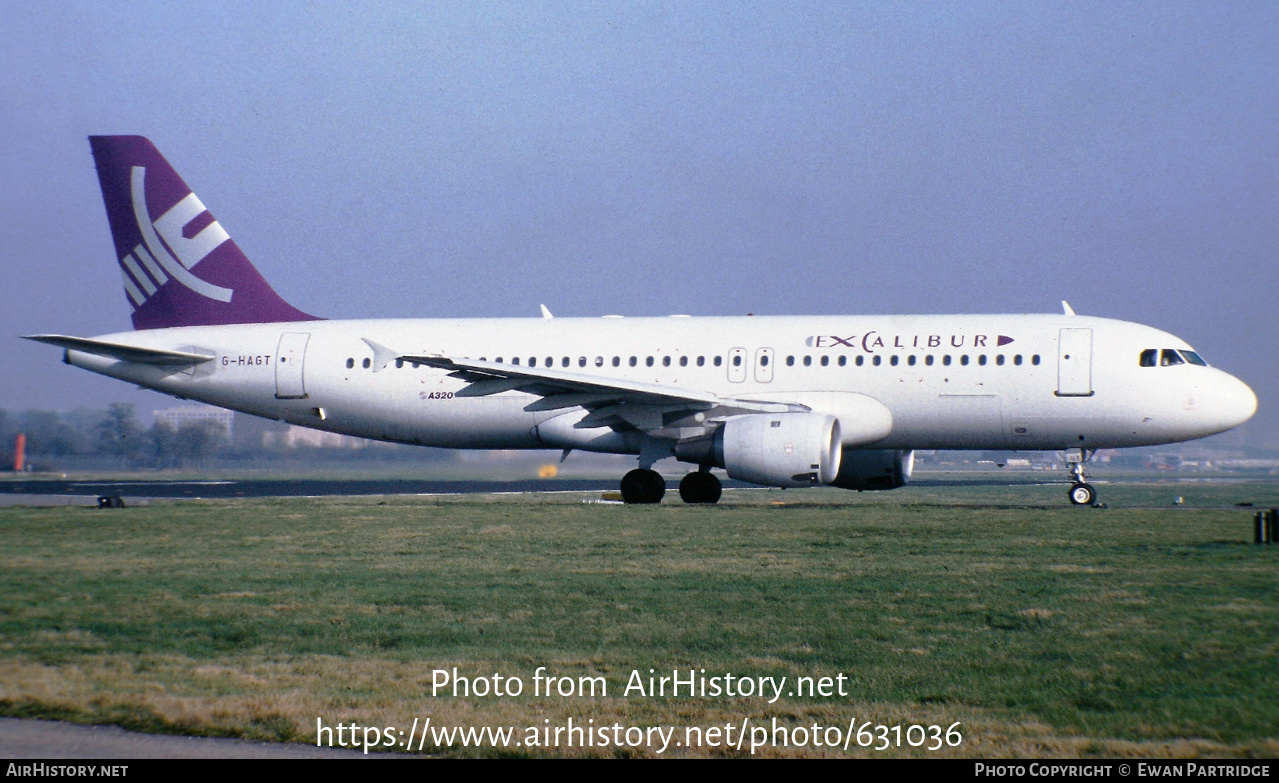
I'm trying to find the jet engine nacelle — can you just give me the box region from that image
[829,448,915,491]
[713,412,842,488]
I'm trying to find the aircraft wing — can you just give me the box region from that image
[397,352,803,434]
[23,335,215,366]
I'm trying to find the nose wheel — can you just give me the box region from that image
[1069,482,1097,505]
[1066,449,1097,506]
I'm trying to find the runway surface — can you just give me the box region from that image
[0,477,622,501]
[0,718,374,759]
[0,476,1062,504]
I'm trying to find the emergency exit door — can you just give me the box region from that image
[754,347,775,382]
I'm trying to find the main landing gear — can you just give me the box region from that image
[620,468,665,504]
[619,467,723,504]
[1067,448,1097,506]
[678,468,722,504]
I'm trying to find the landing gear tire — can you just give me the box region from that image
[679,471,722,504]
[1069,482,1096,506]
[621,469,666,504]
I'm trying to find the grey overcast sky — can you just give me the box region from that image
[2,2,1276,445]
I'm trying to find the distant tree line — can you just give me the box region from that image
[0,403,459,472]
[0,403,227,470]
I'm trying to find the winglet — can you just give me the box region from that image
[540,304,554,319]
[1062,300,1076,316]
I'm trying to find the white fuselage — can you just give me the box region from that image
[63,313,1257,457]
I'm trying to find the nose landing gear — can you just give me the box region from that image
[1067,448,1097,506]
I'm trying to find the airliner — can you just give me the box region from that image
[25,136,1257,505]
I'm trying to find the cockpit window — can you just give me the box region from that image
[1180,350,1208,366]
[1160,349,1184,366]
[1139,349,1157,367]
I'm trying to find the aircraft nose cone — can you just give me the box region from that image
[1218,373,1258,431]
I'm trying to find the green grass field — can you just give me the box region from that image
[2,478,1277,757]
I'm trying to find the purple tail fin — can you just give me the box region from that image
[88,136,321,330]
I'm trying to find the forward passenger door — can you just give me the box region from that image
[1056,328,1094,397]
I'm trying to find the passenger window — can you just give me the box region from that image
[760,355,769,367]
[546,357,553,368]
[960,355,969,366]
[528,357,536,367]
[697,356,705,367]
[629,356,637,367]
[803,356,812,366]
[1161,349,1184,366]
[396,359,404,369]
[838,355,847,367]
[996,355,1005,366]
[512,357,520,365]
[578,357,586,367]
[1032,355,1041,365]
[595,356,604,367]
[612,356,620,367]
[362,358,371,369]
[873,355,882,366]
[346,358,354,369]
[732,355,742,367]
[925,355,934,366]
[1014,355,1023,365]
[1139,349,1157,367]
[820,355,829,367]
[662,356,671,367]
[562,357,570,368]
[942,355,952,366]
[646,357,654,367]
[714,356,723,367]
[856,355,865,367]
[978,355,987,366]
[907,355,916,366]
[679,356,688,367]
[1181,350,1208,366]
[786,356,795,367]
[889,355,898,366]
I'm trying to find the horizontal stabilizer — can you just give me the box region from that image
[23,335,215,366]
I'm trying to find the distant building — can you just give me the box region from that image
[153,404,234,439]
[229,411,366,449]
[231,411,288,450]
[266,426,368,450]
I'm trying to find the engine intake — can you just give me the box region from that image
[713,412,842,488]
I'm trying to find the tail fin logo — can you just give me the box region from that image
[119,165,234,307]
